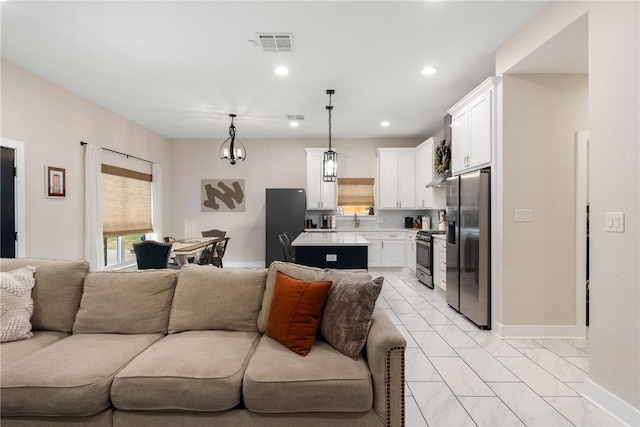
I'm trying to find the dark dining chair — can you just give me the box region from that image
[133,241,172,270]
[197,241,218,266]
[210,237,230,268]
[201,229,226,238]
[163,236,177,243]
[278,234,295,263]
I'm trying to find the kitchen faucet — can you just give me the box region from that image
[354,213,360,229]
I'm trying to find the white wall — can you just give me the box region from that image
[1,60,173,260]
[496,1,639,420]
[168,137,420,267]
[501,74,588,327]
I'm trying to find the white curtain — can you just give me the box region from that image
[151,162,163,242]
[84,144,104,270]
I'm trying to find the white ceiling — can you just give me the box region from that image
[1,1,549,140]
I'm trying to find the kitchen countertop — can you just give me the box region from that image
[292,232,369,247]
[304,228,425,233]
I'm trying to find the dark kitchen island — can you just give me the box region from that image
[291,232,369,270]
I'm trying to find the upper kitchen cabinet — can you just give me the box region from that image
[448,76,500,175]
[305,148,336,210]
[415,137,446,209]
[377,148,415,209]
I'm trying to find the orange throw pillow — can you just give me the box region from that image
[266,271,332,356]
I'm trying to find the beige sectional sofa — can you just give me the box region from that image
[0,258,406,427]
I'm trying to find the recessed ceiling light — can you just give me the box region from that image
[289,121,299,127]
[274,66,289,76]
[380,121,390,127]
[421,66,437,75]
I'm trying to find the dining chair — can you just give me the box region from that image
[163,236,177,243]
[196,241,218,266]
[278,234,294,263]
[282,232,296,262]
[201,229,226,238]
[133,241,172,270]
[210,237,230,268]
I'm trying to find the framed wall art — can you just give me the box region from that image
[46,166,66,198]
[201,179,245,212]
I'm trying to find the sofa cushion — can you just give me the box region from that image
[319,271,383,360]
[0,258,89,333]
[243,335,373,413]
[111,330,260,412]
[1,266,36,343]
[0,333,161,416]
[168,265,267,333]
[0,330,68,369]
[257,261,325,333]
[73,270,177,334]
[266,272,332,356]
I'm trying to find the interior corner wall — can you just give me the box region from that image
[502,73,588,326]
[0,60,173,260]
[496,0,639,418]
[168,137,420,267]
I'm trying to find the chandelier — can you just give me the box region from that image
[219,114,246,165]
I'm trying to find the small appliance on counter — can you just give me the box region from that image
[404,217,414,229]
[305,219,316,229]
[438,210,446,231]
[330,214,337,229]
[422,215,431,230]
[320,214,331,229]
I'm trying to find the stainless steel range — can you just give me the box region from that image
[416,230,445,288]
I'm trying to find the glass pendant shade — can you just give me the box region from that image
[219,114,246,165]
[323,150,338,182]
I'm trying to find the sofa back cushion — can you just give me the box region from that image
[168,264,268,333]
[0,258,89,333]
[73,270,177,334]
[257,262,325,333]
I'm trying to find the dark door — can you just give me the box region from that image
[1,147,16,258]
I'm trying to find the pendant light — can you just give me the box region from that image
[323,89,337,182]
[219,114,246,165]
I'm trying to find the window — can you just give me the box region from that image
[337,178,375,214]
[101,164,152,267]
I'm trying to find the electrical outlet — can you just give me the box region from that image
[515,209,533,222]
[605,212,624,233]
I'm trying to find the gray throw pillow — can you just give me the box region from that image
[319,270,383,360]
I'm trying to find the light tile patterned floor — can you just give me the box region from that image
[372,271,624,427]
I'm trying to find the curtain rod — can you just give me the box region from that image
[80,141,153,164]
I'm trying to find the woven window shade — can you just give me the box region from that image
[337,178,375,206]
[101,164,153,237]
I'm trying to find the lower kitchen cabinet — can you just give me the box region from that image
[380,232,405,267]
[358,232,381,268]
[433,235,447,294]
[406,232,417,272]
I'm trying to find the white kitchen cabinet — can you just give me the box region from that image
[405,231,417,272]
[305,148,336,210]
[380,232,405,267]
[448,77,499,175]
[433,235,447,294]
[358,232,381,268]
[415,138,446,209]
[377,148,415,209]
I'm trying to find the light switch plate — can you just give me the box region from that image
[605,212,624,232]
[515,209,533,222]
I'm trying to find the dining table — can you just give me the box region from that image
[171,237,223,266]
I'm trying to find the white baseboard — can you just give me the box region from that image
[493,322,587,338]
[223,261,266,269]
[583,378,640,426]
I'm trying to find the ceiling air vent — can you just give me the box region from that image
[258,33,295,52]
[286,114,305,121]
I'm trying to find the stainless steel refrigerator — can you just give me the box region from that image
[265,188,306,267]
[445,170,491,329]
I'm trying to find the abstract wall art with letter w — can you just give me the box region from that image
[201,179,245,212]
